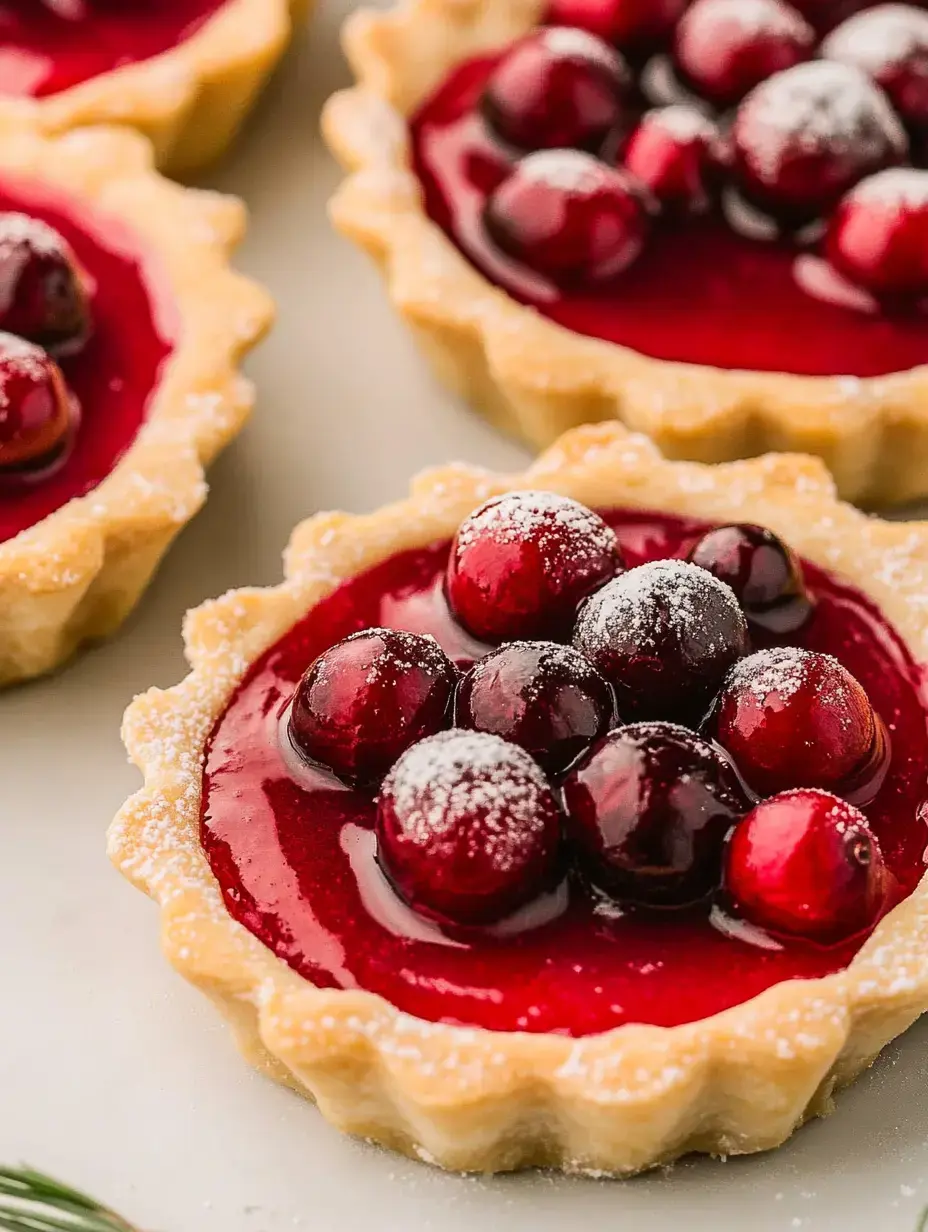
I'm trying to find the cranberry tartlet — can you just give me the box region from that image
[325,0,928,504]
[0,122,271,685]
[0,0,306,175]
[111,424,928,1176]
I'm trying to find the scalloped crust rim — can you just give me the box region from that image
[0,123,273,685]
[0,0,309,176]
[322,0,928,507]
[110,423,928,1176]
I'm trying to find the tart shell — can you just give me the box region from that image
[0,122,273,686]
[0,0,308,177]
[323,0,928,508]
[110,422,928,1176]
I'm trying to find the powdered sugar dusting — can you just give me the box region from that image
[382,729,553,874]
[849,166,928,209]
[543,25,623,72]
[686,0,813,41]
[458,488,618,562]
[648,104,719,143]
[0,331,52,412]
[725,645,818,703]
[311,627,448,693]
[0,210,67,258]
[516,149,615,195]
[823,4,928,75]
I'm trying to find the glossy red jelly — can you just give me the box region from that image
[0,0,227,98]
[411,53,928,378]
[0,178,175,543]
[200,511,928,1037]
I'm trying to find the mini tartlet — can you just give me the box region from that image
[111,423,928,1176]
[0,0,308,176]
[0,121,272,685]
[324,0,928,505]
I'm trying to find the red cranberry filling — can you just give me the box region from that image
[456,640,615,774]
[377,729,562,926]
[0,333,74,470]
[724,788,886,941]
[688,522,813,633]
[823,4,928,132]
[446,490,624,643]
[0,0,227,98]
[563,721,749,906]
[0,212,90,356]
[573,558,748,723]
[200,508,928,1036]
[289,629,458,786]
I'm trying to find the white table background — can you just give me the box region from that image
[2,4,928,1229]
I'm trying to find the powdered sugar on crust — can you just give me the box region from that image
[382,730,553,874]
[823,4,928,75]
[516,149,616,195]
[738,61,907,176]
[458,488,618,563]
[0,211,67,257]
[849,166,928,209]
[686,0,814,41]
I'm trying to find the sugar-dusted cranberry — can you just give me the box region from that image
[0,333,74,471]
[724,789,885,942]
[482,27,632,153]
[823,5,928,133]
[0,213,90,356]
[288,628,457,785]
[710,647,887,801]
[446,490,624,644]
[622,105,724,215]
[484,150,652,287]
[826,167,928,303]
[573,559,748,724]
[456,640,615,775]
[376,729,562,925]
[688,522,813,634]
[546,0,691,53]
[733,61,908,224]
[563,721,748,906]
[674,0,815,109]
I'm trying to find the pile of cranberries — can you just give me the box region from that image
[286,490,891,947]
[0,212,91,479]
[474,1,928,309]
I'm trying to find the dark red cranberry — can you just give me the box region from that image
[376,729,562,925]
[484,150,652,286]
[724,788,885,942]
[791,0,868,33]
[482,28,631,153]
[823,5,928,133]
[563,721,748,906]
[688,522,813,634]
[573,559,749,724]
[733,61,908,224]
[456,640,615,775]
[675,0,815,109]
[826,167,928,303]
[547,0,691,52]
[710,647,887,801]
[288,628,457,785]
[446,490,624,644]
[622,105,724,215]
[0,333,74,470]
[0,213,90,356]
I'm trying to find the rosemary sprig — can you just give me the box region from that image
[0,1169,139,1232]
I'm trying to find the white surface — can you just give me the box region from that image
[2,4,928,1229]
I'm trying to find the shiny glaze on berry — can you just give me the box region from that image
[622,106,723,215]
[827,167,928,301]
[0,212,89,354]
[823,5,928,133]
[0,334,73,470]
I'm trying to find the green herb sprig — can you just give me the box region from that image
[0,1169,140,1232]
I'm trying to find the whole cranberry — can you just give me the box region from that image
[546,0,692,53]
[0,213,90,356]
[288,628,458,785]
[573,559,749,724]
[456,640,615,775]
[675,0,815,109]
[622,105,724,215]
[709,647,887,801]
[724,788,885,942]
[733,61,908,224]
[446,490,624,644]
[827,167,928,303]
[563,721,748,906]
[482,27,632,153]
[823,5,928,133]
[688,522,813,634]
[0,333,74,470]
[484,150,653,286]
[377,730,562,925]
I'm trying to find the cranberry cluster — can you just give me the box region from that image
[287,490,889,946]
[477,1,928,308]
[0,212,91,476]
